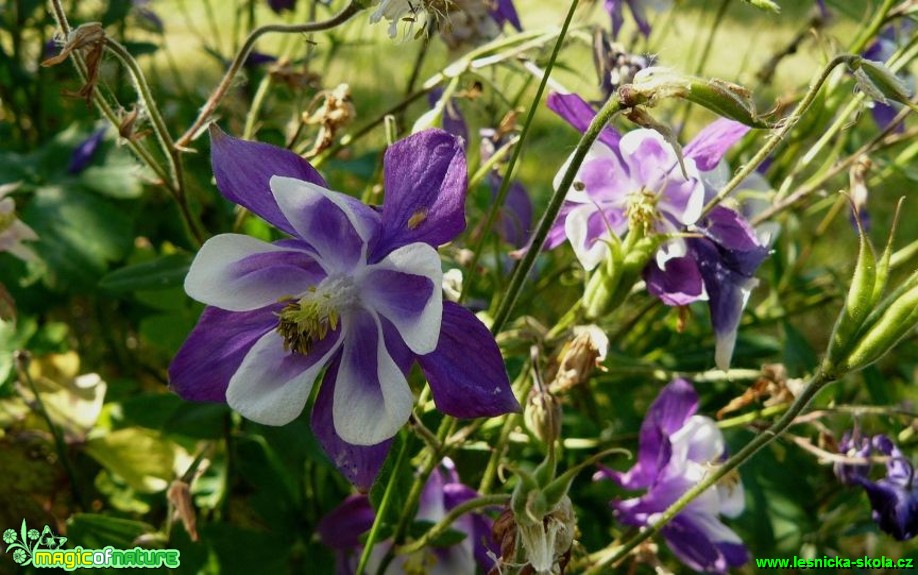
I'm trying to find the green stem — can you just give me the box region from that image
[355,435,411,575]
[395,494,510,557]
[176,1,364,148]
[458,0,579,304]
[479,367,534,494]
[491,92,625,333]
[584,368,836,573]
[701,54,860,216]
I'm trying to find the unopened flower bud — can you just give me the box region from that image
[624,68,768,128]
[524,387,562,446]
[827,219,878,365]
[841,282,918,372]
[853,59,913,106]
[549,326,609,394]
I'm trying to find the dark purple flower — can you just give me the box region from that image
[318,458,498,574]
[837,433,918,541]
[245,51,279,68]
[169,127,518,490]
[604,0,672,40]
[596,379,748,573]
[268,0,297,14]
[490,0,522,32]
[68,127,106,174]
[644,206,770,369]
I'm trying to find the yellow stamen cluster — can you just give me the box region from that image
[275,289,340,355]
[626,187,660,236]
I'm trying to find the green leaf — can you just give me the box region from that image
[66,514,154,549]
[84,428,176,493]
[98,254,191,293]
[22,186,134,292]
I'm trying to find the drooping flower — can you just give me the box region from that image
[595,379,748,573]
[318,458,498,574]
[546,92,767,369]
[0,184,39,263]
[371,0,521,43]
[835,433,918,541]
[68,127,106,174]
[268,0,297,14]
[604,0,672,40]
[169,127,518,490]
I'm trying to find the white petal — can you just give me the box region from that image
[333,313,414,446]
[565,203,609,271]
[185,234,320,311]
[359,242,443,356]
[226,331,340,425]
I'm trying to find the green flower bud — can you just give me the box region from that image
[524,387,563,447]
[827,219,877,365]
[584,233,663,319]
[841,283,918,372]
[622,68,769,128]
[854,59,914,107]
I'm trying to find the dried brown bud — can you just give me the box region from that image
[42,23,106,104]
[549,326,609,394]
[167,480,198,542]
[302,84,356,158]
[524,387,562,446]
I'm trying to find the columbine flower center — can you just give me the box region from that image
[275,275,359,355]
[626,187,660,235]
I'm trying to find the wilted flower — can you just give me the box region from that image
[169,128,518,489]
[68,127,106,174]
[596,379,748,573]
[836,433,918,541]
[604,0,672,40]
[317,458,497,574]
[0,184,39,263]
[547,92,767,368]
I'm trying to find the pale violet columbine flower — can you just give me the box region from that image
[0,184,38,263]
[318,458,497,574]
[169,127,518,489]
[595,379,748,573]
[546,92,768,369]
[835,432,918,541]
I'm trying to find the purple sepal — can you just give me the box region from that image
[311,356,393,492]
[489,173,533,249]
[68,127,107,174]
[833,431,872,486]
[210,125,328,236]
[417,302,519,418]
[662,512,749,574]
[605,378,698,489]
[316,494,375,550]
[245,51,278,67]
[683,119,751,172]
[373,130,468,259]
[858,478,918,541]
[644,255,705,306]
[546,92,621,151]
[490,0,522,31]
[169,305,279,402]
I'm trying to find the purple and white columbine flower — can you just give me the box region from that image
[604,0,672,40]
[596,379,748,573]
[318,458,497,574]
[169,127,518,489]
[836,432,918,541]
[546,92,768,369]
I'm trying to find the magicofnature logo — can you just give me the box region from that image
[3,520,180,570]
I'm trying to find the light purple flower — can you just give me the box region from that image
[836,433,918,541]
[169,127,518,489]
[547,93,765,369]
[490,0,522,32]
[318,458,497,574]
[595,379,748,573]
[68,127,106,174]
[604,0,672,40]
